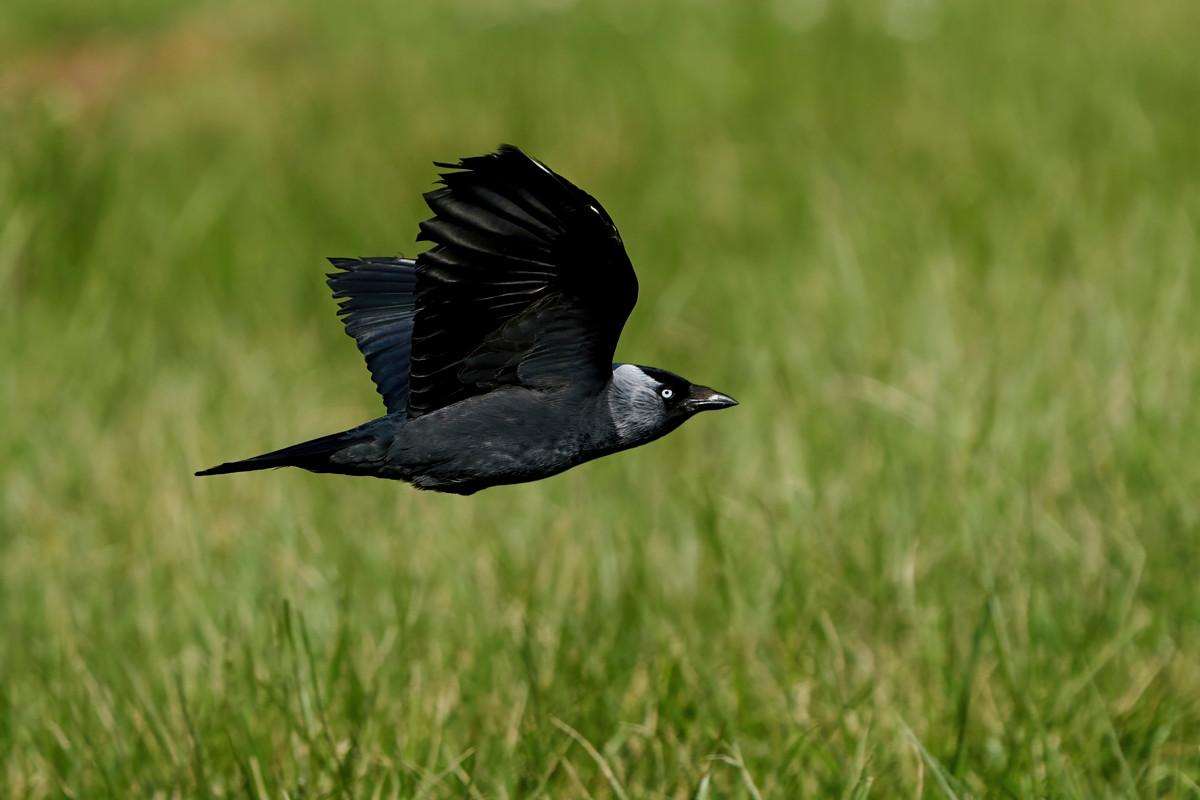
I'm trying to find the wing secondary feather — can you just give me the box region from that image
[327,257,417,415]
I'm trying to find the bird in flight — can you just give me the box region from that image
[197,145,737,494]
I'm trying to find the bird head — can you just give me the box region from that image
[607,364,737,445]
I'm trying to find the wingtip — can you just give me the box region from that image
[434,144,531,174]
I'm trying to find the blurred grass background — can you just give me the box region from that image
[2,0,1199,796]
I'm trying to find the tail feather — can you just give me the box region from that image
[195,430,354,477]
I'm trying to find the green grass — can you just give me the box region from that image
[3,0,1200,796]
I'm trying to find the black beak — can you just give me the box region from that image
[685,385,738,412]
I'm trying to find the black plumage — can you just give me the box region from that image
[197,146,736,494]
[411,148,638,415]
[327,257,416,415]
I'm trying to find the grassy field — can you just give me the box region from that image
[3,0,1200,796]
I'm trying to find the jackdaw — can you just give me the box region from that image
[196,145,737,494]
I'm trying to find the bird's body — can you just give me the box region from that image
[391,385,613,493]
[278,382,635,495]
[197,146,735,494]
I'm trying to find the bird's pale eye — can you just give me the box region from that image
[660,388,674,400]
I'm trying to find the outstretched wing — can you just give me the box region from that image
[408,145,639,418]
[327,256,417,415]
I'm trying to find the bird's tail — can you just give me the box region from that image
[195,430,357,477]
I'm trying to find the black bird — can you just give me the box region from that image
[196,146,737,494]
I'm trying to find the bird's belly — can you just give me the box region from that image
[385,410,602,493]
